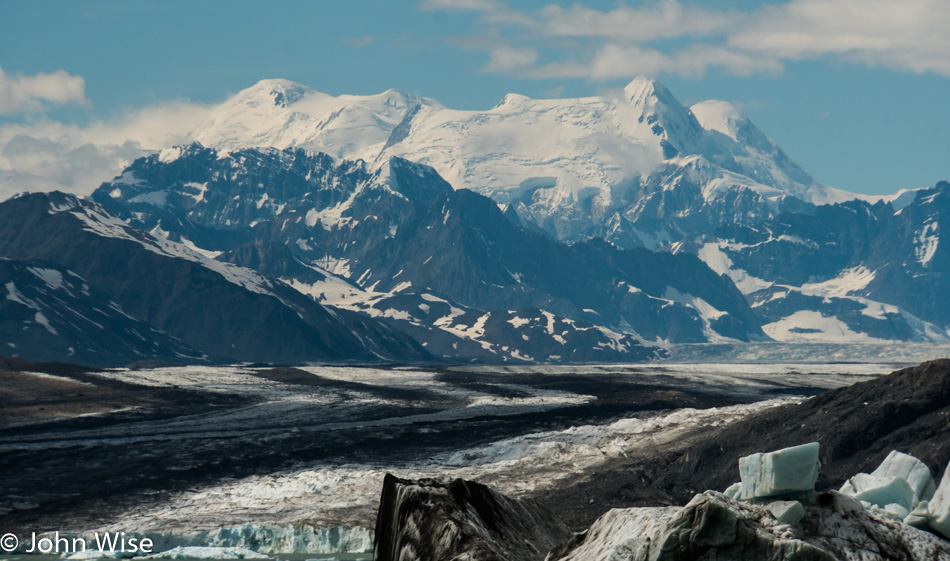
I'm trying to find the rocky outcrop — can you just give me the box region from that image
[373,475,950,561]
[548,491,950,561]
[373,474,572,561]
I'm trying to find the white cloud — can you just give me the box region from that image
[529,45,782,80]
[419,0,501,11]
[730,0,950,76]
[0,101,212,201]
[483,46,538,72]
[533,2,736,41]
[424,0,950,81]
[0,66,89,115]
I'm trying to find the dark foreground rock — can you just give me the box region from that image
[540,359,950,528]
[373,477,950,561]
[549,491,950,561]
[373,474,572,561]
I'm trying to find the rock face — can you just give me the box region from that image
[687,181,950,343]
[549,491,950,561]
[89,144,765,361]
[373,472,950,561]
[373,474,572,561]
[0,258,202,366]
[0,192,429,365]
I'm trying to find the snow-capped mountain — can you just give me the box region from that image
[0,191,429,365]
[190,78,851,248]
[90,144,765,361]
[6,76,947,362]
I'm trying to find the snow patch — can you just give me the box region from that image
[915,221,939,267]
[158,147,184,164]
[128,190,168,207]
[27,267,66,290]
[763,311,884,343]
[799,267,876,298]
[696,242,771,294]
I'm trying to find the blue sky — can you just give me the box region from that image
[0,0,947,197]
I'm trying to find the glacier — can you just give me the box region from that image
[142,546,268,559]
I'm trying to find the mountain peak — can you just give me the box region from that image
[623,76,675,106]
[498,92,531,105]
[239,79,316,108]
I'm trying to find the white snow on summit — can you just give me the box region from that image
[190,77,853,245]
[690,99,854,206]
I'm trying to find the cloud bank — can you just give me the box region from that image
[0,100,211,201]
[423,0,950,80]
[0,66,89,115]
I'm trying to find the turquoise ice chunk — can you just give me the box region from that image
[869,451,936,506]
[738,442,820,500]
[842,473,915,511]
[929,463,950,539]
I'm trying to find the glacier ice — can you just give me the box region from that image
[65,551,127,560]
[906,500,931,528]
[738,442,820,499]
[841,473,916,512]
[839,450,936,524]
[81,525,373,556]
[143,546,268,559]
[862,451,934,505]
[929,462,950,539]
[723,482,742,500]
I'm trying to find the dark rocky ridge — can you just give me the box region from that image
[538,358,950,529]
[218,240,662,363]
[0,192,429,365]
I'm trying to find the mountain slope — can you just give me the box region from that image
[91,144,765,357]
[218,241,658,363]
[189,78,849,248]
[682,181,950,343]
[0,192,429,365]
[0,258,203,366]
